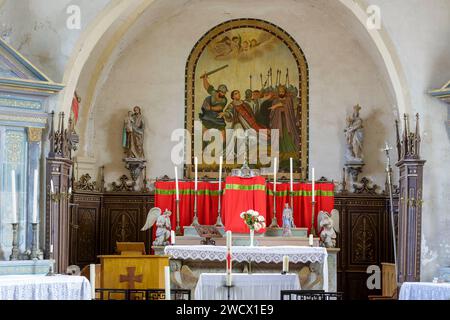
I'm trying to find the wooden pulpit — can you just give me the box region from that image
[99,254,169,290]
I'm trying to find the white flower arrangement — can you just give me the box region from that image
[240,209,266,231]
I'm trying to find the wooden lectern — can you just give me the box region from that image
[99,242,169,291]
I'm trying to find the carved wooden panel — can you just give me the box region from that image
[351,214,377,265]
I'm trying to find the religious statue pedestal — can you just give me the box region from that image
[123,158,146,189]
[345,160,365,184]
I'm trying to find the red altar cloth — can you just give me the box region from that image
[222,176,267,233]
[154,179,334,235]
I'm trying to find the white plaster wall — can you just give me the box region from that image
[0,0,110,82]
[90,0,396,190]
[367,0,450,281]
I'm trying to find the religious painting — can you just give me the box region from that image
[185,19,309,179]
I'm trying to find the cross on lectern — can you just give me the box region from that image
[119,267,143,289]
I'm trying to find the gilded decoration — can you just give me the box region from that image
[185,19,309,179]
[27,127,42,142]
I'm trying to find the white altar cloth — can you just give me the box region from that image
[165,245,328,291]
[194,273,300,300]
[399,282,450,300]
[0,275,92,300]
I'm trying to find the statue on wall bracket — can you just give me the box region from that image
[344,104,365,183]
[122,106,146,188]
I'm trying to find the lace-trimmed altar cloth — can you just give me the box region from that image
[399,282,450,300]
[165,245,328,291]
[0,275,92,300]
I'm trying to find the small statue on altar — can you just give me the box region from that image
[282,203,294,237]
[141,207,172,246]
[317,209,340,248]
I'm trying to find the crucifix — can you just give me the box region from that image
[119,267,143,289]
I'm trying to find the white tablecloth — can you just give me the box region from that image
[399,282,450,300]
[195,273,300,300]
[165,245,328,291]
[0,275,92,300]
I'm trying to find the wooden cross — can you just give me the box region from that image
[119,267,143,289]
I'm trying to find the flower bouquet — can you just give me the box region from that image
[240,209,266,246]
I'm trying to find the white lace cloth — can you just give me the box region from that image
[195,273,300,300]
[0,275,92,300]
[399,282,450,300]
[165,245,328,291]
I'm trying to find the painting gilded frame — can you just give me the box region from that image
[185,19,309,180]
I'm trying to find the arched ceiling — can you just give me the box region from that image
[63,0,410,157]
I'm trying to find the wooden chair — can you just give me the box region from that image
[368,263,398,300]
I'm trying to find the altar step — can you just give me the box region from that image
[182,226,308,238]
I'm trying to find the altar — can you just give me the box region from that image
[159,243,338,298]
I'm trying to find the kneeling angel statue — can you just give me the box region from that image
[141,207,172,246]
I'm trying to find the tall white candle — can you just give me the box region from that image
[289,158,293,194]
[218,156,223,192]
[282,255,289,273]
[32,169,38,223]
[273,157,277,193]
[11,170,17,223]
[164,266,171,300]
[309,234,314,246]
[174,167,179,201]
[194,156,198,191]
[171,230,175,245]
[89,264,96,299]
[311,167,315,202]
[226,230,232,286]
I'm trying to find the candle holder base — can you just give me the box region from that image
[268,216,279,228]
[190,214,200,227]
[9,223,19,261]
[215,215,224,227]
[281,271,287,275]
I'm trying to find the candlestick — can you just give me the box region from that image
[175,199,181,236]
[9,223,19,260]
[191,158,199,226]
[164,266,171,300]
[171,230,176,245]
[309,234,314,246]
[282,255,289,274]
[30,222,39,259]
[226,231,232,286]
[89,264,96,300]
[32,169,38,223]
[11,170,17,223]
[215,156,224,227]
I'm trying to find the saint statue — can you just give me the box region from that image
[282,203,294,237]
[123,106,145,159]
[344,104,364,161]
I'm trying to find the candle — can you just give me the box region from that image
[50,244,54,253]
[50,179,54,194]
[89,264,96,300]
[68,187,72,194]
[289,158,293,194]
[174,167,179,201]
[273,157,277,193]
[32,169,38,223]
[171,230,175,245]
[311,167,315,202]
[11,170,17,223]
[282,255,289,273]
[194,157,198,191]
[309,234,314,246]
[226,231,232,286]
[218,156,223,192]
[164,266,171,300]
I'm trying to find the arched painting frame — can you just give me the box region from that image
[185,18,309,179]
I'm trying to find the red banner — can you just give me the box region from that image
[154,179,334,235]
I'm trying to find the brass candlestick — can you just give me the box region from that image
[215,189,224,227]
[269,186,279,228]
[310,200,317,236]
[190,189,200,226]
[9,223,19,261]
[175,199,181,235]
[30,222,39,259]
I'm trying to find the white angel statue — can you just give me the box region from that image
[141,207,172,246]
[317,209,340,248]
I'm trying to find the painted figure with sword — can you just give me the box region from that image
[199,65,229,138]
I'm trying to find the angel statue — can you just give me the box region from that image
[317,209,340,248]
[141,207,172,246]
[282,203,295,237]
